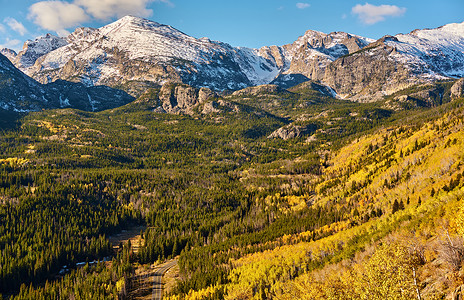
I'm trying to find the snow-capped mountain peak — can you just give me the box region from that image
[384,21,464,78]
[15,34,68,69]
[5,15,376,93]
[25,15,287,91]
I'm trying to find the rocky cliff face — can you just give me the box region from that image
[451,78,464,99]
[154,83,215,114]
[323,38,414,102]
[281,31,373,82]
[323,22,464,102]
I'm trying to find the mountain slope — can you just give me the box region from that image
[0,53,134,112]
[171,98,464,299]
[22,16,372,95]
[324,22,464,101]
[26,16,281,93]
[14,34,68,71]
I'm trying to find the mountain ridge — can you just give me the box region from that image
[1,16,374,96]
[1,16,463,103]
[0,52,134,112]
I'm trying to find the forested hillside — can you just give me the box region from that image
[0,80,463,299]
[173,98,464,299]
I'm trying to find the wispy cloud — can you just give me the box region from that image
[352,3,406,25]
[0,24,6,34]
[4,17,28,36]
[296,3,310,9]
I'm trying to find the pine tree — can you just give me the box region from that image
[399,200,405,210]
[392,200,399,214]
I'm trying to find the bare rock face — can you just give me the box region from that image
[0,48,17,62]
[198,87,216,103]
[451,78,464,99]
[323,39,414,102]
[258,46,288,70]
[159,84,215,114]
[268,123,317,140]
[281,31,373,82]
[201,101,221,114]
[231,84,283,97]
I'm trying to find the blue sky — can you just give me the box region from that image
[0,0,463,51]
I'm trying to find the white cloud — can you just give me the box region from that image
[56,29,72,37]
[352,3,406,25]
[28,0,172,33]
[0,38,22,50]
[0,24,5,33]
[75,0,154,20]
[296,2,310,9]
[28,1,89,33]
[4,17,28,36]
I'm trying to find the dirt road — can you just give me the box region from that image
[152,259,178,300]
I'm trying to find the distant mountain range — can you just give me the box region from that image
[1,15,463,112]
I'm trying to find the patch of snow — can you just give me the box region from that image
[386,21,464,79]
[15,34,68,73]
[59,95,70,107]
[87,93,99,111]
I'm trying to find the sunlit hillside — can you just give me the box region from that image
[170,99,464,300]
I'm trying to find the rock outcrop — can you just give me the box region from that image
[451,78,464,99]
[231,84,284,97]
[268,123,318,140]
[323,39,414,102]
[158,84,216,114]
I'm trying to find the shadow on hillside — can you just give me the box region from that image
[0,109,22,131]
